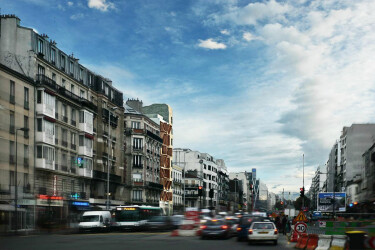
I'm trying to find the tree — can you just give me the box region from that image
[294,196,311,210]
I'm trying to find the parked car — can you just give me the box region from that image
[236,216,269,241]
[78,211,112,232]
[248,221,278,245]
[200,219,231,240]
[145,216,175,231]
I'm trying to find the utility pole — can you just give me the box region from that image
[302,154,305,210]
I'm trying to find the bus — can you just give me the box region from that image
[113,205,163,230]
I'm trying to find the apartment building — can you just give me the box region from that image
[0,15,125,227]
[0,64,35,232]
[216,159,229,212]
[124,101,163,206]
[173,148,219,210]
[172,165,183,213]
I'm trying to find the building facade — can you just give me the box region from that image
[172,165,183,213]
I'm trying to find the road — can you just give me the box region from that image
[1,231,295,250]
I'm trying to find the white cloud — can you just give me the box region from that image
[242,32,256,41]
[70,13,84,20]
[87,0,115,12]
[198,38,227,50]
[67,1,74,6]
[220,29,230,35]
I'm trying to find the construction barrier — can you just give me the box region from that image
[346,231,365,249]
[316,235,332,250]
[306,234,319,250]
[290,229,299,242]
[329,235,347,250]
[170,219,199,237]
[295,233,309,249]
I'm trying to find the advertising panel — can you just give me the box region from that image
[317,192,346,212]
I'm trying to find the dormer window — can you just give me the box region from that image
[38,39,43,54]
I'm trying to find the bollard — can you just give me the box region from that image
[330,235,347,250]
[306,234,319,250]
[296,233,309,249]
[316,235,332,250]
[346,231,366,250]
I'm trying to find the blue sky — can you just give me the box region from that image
[3,0,375,194]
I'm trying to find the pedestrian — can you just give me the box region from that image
[286,216,291,234]
[282,215,287,235]
[275,216,281,231]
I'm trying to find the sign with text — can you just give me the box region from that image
[295,222,307,234]
[318,192,346,212]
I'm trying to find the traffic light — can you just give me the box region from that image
[198,186,203,196]
[281,201,284,205]
[209,189,214,198]
[300,187,305,197]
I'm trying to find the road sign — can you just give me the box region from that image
[295,222,307,234]
[319,221,326,228]
[295,210,308,222]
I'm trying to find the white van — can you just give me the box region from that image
[79,211,112,232]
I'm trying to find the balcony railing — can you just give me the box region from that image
[133,164,143,169]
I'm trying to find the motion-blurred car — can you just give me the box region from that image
[248,221,278,245]
[225,217,239,237]
[236,216,270,241]
[200,219,231,239]
[145,216,175,231]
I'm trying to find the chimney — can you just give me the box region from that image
[126,98,143,113]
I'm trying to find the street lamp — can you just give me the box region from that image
[106,107,118,210]
[15,127,29,234]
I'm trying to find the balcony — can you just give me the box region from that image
[93,170,121,183]
[36,158,54,170]
[146,181,163,191]
[133,164,143,169]
[132,147,144,153]
[133,180,144,186]
[78,167,93,178]
[36,74,59,92]
[78,145,93,157]
[146,130,163,143]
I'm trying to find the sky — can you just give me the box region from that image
[3,0,375,194]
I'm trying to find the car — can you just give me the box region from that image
[145,216,175,231]
[200,219,231,240]
[248,221,278,245]
[236,216,270,241]
[225,217,239,237]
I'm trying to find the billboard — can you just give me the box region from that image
[317,192,346,212]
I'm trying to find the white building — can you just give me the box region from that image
[173,148,219,209]
[172,165,183,213]
[229,172,249,211]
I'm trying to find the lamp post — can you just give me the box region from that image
[106,107,118,210]
[15,127,29,234]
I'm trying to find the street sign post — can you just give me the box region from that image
[293,210,308,224]
[295,222,307,234]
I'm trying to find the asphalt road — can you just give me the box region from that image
[1,232,296,250]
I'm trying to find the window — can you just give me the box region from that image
[55,125,59,144]
[131,121,141,129]
[61,55,66,70]
[62,179,66,191]
[37,90,42,103]
[133,138,143,149]
[37,145,54,162]
[71,132,76,147]
[62,78,66,88]
[37,118,43,132]
[10,80,15,104]
[80,90,85,99]
[62,152,67,168]
[51,48,56,63]
[37,39,43,54]
[24,116,29,138]
[79,68,83,80]
[62,128,68,146]
[24,87,29,109]
[79,135,93,149]
[71,108,76,125]
[52,73,56,81]
[133,155,142,166]
[132,190,142,201]
[9,141,15,164]
[24,173,29,187]
[62,104,67,120]
[24,145,29,161]
[38,65,45,75]
[10,171,15,186]
[10,111,15,134]
[71,84,74,94]
[71,180,75,192]
[69,61,74,74]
